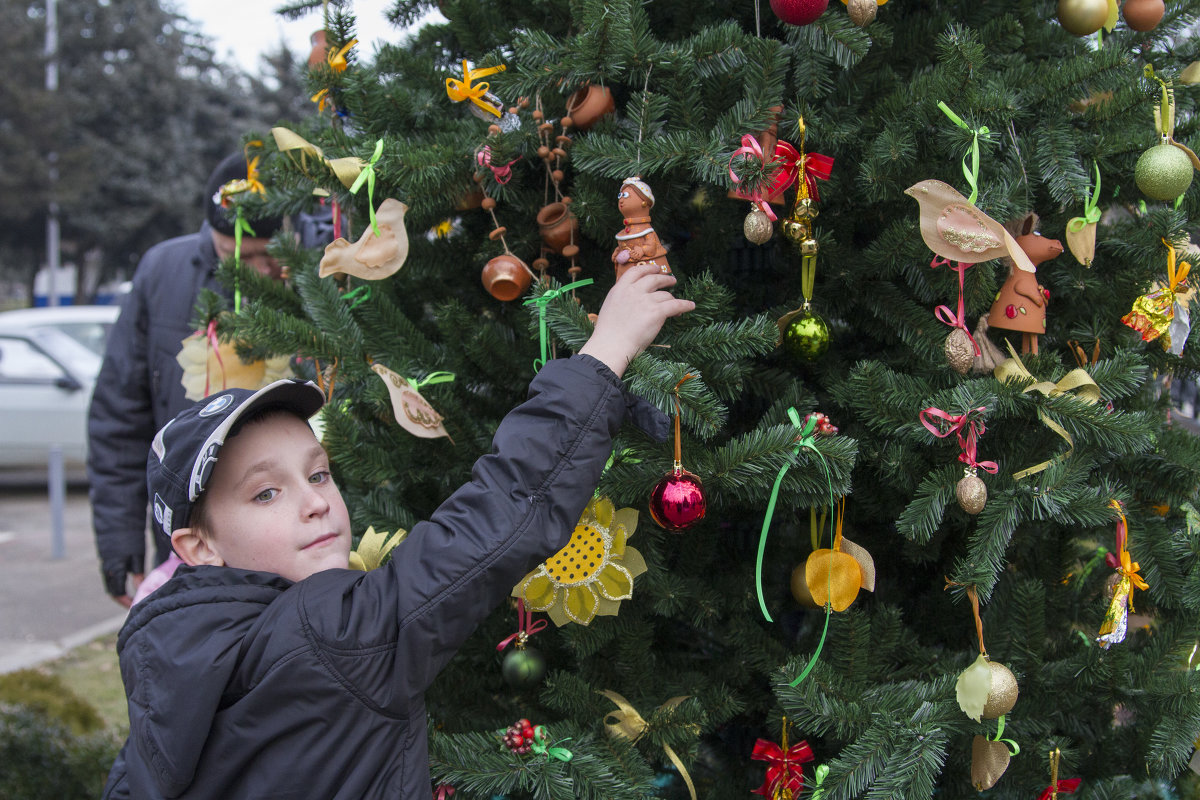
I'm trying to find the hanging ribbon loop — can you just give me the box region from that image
[522,279,594,372]
[599,690,698,800]
[405,371,456,393]
[349,139,385,236]
[1067,161,1103,232]
[476,145,520,184]
[446,60,506,118]
[729,134,801,221]
[930,256,981,356]
[938,101,990,205]
[920,406,998,474]
[529,726,573,762]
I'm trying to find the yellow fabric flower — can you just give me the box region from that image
[348,525,408,571]
[513,497,647,626]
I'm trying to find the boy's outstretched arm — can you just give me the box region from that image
[579,262,696,378]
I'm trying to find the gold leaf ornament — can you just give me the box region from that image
[348,525,408,571]
[513,497,647,626]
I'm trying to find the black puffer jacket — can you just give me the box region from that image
[88,223,225,572]
[102,355,667,799]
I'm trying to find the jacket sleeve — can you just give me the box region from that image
[300,355,660,704]
[87,267,156,568]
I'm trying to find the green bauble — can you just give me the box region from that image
[502,647,546,689]
[1135,144,1194,201]
[1056,0,1108,35]
[783,310,830,361]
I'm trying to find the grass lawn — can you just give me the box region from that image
[46,631,128,735]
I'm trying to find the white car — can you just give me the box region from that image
[0,305,120,469]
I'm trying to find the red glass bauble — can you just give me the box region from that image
[649,469,707,532]
[769,0,829,25]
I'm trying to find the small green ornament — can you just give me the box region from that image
[783,310,830,361]
[1135,143,1194,201]
[502,646,546,689]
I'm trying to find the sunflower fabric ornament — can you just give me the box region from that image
[177,316,293,401]
[512,496,647,626]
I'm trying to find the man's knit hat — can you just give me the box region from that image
[203,152,284,238]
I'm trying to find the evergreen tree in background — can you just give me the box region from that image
[231,0,1200,796]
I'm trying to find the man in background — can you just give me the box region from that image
[88,152,289,607]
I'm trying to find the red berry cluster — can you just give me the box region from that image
[502,719,536,754]
[805,412,839,436]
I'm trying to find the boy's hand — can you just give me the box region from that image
[579,262,695,378]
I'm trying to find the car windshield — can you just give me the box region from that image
[24,328,102,378]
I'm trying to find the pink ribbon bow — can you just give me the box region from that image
[433,784,455,800]
[751,737,814,798]
[476,145,519,184]
[1038,778,1081,800]
[729,134,802,221]
[200,319,226,398]
[930,256,981,356]
[496,598,547,652]
[920,406,998,474]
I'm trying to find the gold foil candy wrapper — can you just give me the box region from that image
[1121,287,1175,343]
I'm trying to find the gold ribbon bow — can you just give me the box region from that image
[326,38,356,72]
[445,60,506,118]
[271,127,365,190]
[994,341,1101,480]
[600,690,698,800]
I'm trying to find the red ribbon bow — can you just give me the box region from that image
[919,406,998,474]
[1037,778,1081,800]
[729,134,802,221]
[433,784,455,800]
[930,256,981,356]
[496,598,547,652]
[799,150,834,202]
[476,145,519,184]
[751,737,814,798]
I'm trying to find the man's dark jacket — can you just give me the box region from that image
[88,223,225,573]
[102,355,667,799]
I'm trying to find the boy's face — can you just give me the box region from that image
[195,412,352,582]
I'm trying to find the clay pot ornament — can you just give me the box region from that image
[612,176,671,281]
[770,0,829,25]
[319,198,410,280]
[984,212,1063,356]
[564,84,615,131]
[1123,0,1165,31]
[482,253,534,302]
[536,202,580,256]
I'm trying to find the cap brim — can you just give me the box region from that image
[187,380,326,501]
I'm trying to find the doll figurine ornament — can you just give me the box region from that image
[612,177,670,281]
[985,213,1062,355]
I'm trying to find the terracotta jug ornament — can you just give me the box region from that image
[564,84,615,131]
[611,177,670,280]
[985,213,1063,355]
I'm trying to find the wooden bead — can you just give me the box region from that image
[551,169,565,183]
[552,147,567,159]
[518,97,530,109]
[561,196,572,204]
[568,266,583,278]
[539,122,554,134]
[532,109,544,121]
[481,196,497,211]
[488,226,507,240]
[560,116,574,129]
[473,173,485,184]
[487,124,501,135]
[537,145,551,159]
[532,257,550,271]
[555,135,573,146]
[507,106,518,116]
[561,244,580,258]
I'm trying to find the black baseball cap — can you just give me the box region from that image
[203,152,285,238]
[147,379,326,538]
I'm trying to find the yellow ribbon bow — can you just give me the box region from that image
[445,60,506,118]
[348,525,408,571]
[993,341,1101,480]
[326,38,357,72]
[1164,237,1192,293]
[271,127,365,190]
[600,690,698,800]
[1110,500,1149,608]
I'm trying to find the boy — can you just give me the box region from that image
[103,262,694,799]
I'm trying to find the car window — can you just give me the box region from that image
[0,337,66,381]
[46,321,112,357]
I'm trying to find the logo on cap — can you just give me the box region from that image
[199,394,234,417]
[153,493,173,536]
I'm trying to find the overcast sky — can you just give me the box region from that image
[166,1,434,68]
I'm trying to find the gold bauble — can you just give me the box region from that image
[743,206,774,245]
[956,472,987,515]
[981,661,1019,719]
[970,735,1011,790]
[944,327,974,375]
[847,0,877,26]
[782,310,830,361]
[790,563,821,608]
[1135,143,1194,201]
[1056,0,1109,35]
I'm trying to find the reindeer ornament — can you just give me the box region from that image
[985,213,1063,355]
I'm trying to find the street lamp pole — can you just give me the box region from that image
[45,0,61,307]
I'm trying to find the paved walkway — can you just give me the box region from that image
[0,471,128,674]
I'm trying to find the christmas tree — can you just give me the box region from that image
[218,0,1200,796]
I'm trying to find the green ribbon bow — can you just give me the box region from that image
[938,102,990,205]
[992,715,1020,756]
[1067,161,1103,231]
[349,138,385,236]
[232,206,258,313]
[756,408,835,622]
[530,725,573,762]
[405,371,456,392]
[522,279,594,372]
[811,764,830,800]
[341,285,371,310]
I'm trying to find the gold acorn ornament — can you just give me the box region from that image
[920,406,997,515]
[944,327,975,375]
[841,0,885,26]
[1136,66,1200,202]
